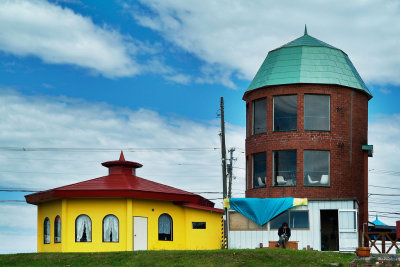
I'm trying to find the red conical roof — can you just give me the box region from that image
[25,153,222,213]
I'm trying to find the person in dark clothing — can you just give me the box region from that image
[275,222,291,248]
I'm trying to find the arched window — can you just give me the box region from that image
[75,214,92,242]
[54,215,61,243]
[103,214,119,242]
[44,217,50,244]
[158,213,173,241]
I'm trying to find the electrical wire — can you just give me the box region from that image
[0,147,224,152]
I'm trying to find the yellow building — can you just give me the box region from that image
[25,152,223,252]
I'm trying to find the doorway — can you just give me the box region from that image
[133,216,148,251]
[320,210,339,251]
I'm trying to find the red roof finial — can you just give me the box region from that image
[119,150,125,161]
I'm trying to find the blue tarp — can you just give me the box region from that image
[228,197,304,226]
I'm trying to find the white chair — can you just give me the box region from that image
[307,174,319,184]
[276,176,287,185]
[257,177,265,186]
[320,175,329,185]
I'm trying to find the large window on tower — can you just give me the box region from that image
[304,150,330,186]
[273,150,297,186]
[252,152,266,188]
[304,94,330,131]
[252,98,267,134]
[273,95,297,131]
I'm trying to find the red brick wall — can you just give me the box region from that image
[243,83,369,227]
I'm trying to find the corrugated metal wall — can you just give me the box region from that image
[228,200,357,251]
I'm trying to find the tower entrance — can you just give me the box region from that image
[320,210,339,251]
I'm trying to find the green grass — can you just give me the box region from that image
[0,249,355,267]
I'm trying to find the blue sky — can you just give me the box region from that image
[1,0,400,253]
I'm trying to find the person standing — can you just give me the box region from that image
[275,222,291,248]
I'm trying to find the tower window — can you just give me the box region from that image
[252,98,267,134]
[75,214,92,242]
[273,150,297,186]
[304,94,330,131]
[273,95,297,131]
[304,150,330,186]
[252,152,266,188]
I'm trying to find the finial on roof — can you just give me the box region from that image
[304,24,308,35]
[119,151,125,161]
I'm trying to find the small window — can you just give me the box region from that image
[304,150,330,186]
[270,210,309,229]
[270,211,289,229]
[274,95,297,131]
[273,150,297,186]
[75,214,92,242]
[192,222,206,229]
[103,215,119,242]
[54,216,61,243]
[304,94,330,131]
[252,152,266,188]
[158,214,173,241]
[44,217,50,244]
[252,98,267,134]
[290,211,309,229]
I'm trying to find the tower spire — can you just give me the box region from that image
[304,24,308,35]
[119,150,125,161]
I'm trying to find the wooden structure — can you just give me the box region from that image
[363,231,400,253]
[268,241,298,250]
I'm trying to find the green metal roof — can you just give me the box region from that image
[247,27,372,99]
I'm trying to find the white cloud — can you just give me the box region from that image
[368,114,400,225]
[0,0,138,78]
[164,73,191,84]
[0,232,36,254]
[0,89,245,252]
[132,0,400,86]
[0,205,36,230]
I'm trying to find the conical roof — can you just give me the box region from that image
[247,26,372,99]
[371,215,387,226]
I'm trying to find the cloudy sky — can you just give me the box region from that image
[0,0,399,253]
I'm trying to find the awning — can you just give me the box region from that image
[224,197,307,226]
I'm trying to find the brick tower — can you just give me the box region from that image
[243,27,372,250]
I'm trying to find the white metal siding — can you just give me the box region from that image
[228,200,357,251]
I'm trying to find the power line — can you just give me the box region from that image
[368,185,400,190]
[0,189,39,192]
[0,147,223,152]
[369,193,400,197]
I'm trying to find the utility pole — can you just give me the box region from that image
[227,148,235,199]
[219,97,227,200]
[219,97,228,249]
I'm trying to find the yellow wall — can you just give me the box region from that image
[37,200,62,252]
[36,198,222,252]
[184,208,222,250]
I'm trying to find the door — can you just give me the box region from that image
[338,210,358,251]
[133,216,148,251]
[320,210,339,251]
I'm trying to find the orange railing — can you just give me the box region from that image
[363,231,399,253]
